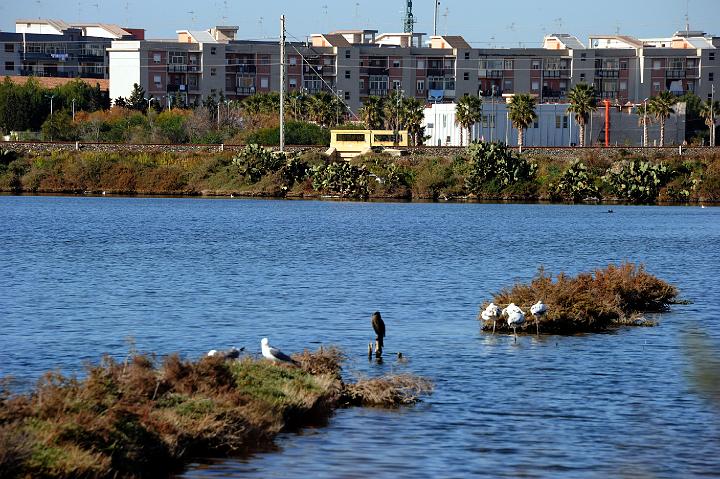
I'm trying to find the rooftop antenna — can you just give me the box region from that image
[685,0,690,33]
[433,1,440,36]
[442,7,449,35]
[258,16,264,37]
[322,4,329,31]
[223,0,228,24]
[124,2,130,27]
[554,17,563,32]
[188,10,197,27]
[403,0,415,34]
[355,2,360,22]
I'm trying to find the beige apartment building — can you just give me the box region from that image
[108,26,719,112]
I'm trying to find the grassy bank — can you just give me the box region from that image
[0,348,431,478]
[1,145,720,202]
[479,263,681,334]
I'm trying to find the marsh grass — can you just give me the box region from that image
[0,347,430,478]
[480,262,680,334]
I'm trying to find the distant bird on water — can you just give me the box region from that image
[371,311,386,350]
[530,300,548,335]
[207,347,244,359]
[261,338,299,365]
[481,303,502,333]
[503,303,526,342]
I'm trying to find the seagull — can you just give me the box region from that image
[261,338,299,365]
[530,300,548,335]
[502,303,526,342]
[480,303,502,333]
[207,347,244,359]
[371,311,386,352]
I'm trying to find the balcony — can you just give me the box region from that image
[543,69,569,78]
[368,89,388,97]
[168,64,187,73]
[187,65,201,73]
[666,69,686,79]
[595,69,619,78]
[237,86,256,94]
[478,69,502,78]
[427,68,448,77]
[686,67,700,78]
[78,53,105,62]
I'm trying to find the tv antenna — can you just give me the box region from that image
[403,0,416,34]
[258,16,264,37]
[188,10,197,27]
[442,7,449,35]
[685,0,690,33]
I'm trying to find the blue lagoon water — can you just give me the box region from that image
[1,196,719,478]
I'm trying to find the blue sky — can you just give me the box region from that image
[2,0,719,46]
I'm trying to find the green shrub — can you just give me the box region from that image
[311,161,369,198]
[464,141,537,194]
[551,161,600,202]
[244,121,330,146]
[232,144,286,183]
[602,159,672,203]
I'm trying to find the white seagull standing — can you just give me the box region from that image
[530,300,548,335]
[481,303,502,333]
[261,338,299,366]
[503,303,526,342]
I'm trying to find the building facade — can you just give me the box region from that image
[1,19,142,80]
[107,26,719,112]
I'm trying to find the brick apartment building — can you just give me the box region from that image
[106,26,719,112]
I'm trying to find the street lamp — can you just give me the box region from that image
[643,97,649,147]
[144,97,154,114]
[47,95,55,117]
[71,98,76,122]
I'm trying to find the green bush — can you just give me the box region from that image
[464,141,537,194]
[311,161,369,198]
[551,161,600,202]
[232,144,286,183]
[244,121,330,146]
[602,159,672,203]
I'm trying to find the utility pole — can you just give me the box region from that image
[433,0,440,36]
[712,84,716,147]
[279,15,286,152]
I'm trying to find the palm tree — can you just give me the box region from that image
[699,99,720,146]
[566,83,597,146]
[507,93,537,151]
[636,102,652,147]
[455,95,483,146]
[359,96,385,129]
[384,90,405,133]
[286,89,309,121]
[308,92,336,128]
[648,91,677,146]
[403,97,425,145]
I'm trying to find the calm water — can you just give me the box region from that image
[1,196,719,478]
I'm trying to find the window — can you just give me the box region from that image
[710,72,715,82]
[210,47,217,55]
[359,79,365,89]
[504,59,513,70]
[463,72,469,80]
[555,115,561,129]
[369,75,388,92]
[4,43,13,52]
[709,52,715,61]
[4,61,14,71]
[289,56,297,65]
[153,53,161,63]
[653,60,661,70]
[324,57,332,65]
[153,75,161,86]
[260,77,269,88]
[393,59,400,68]
[393,80,401,90]
[344,91,350,100]
[289,78,297,88]
[580,73,586,81]
[580,53,586,61]
[417,80,425,91]
[531,80,540,90]
[504,79,513,90]
[210,67,216,76]
[345,50,351,59]
[533,120,539,129]
[417,59,425,69]
[345,70,351,79]
[170,53,184,64]
[464,52,470,60]
[619,80,627,90]
[532,60,541,70]
[653,81,661,91]
[260,55,271,65]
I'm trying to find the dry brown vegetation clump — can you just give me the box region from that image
[481,262,680,334]
[0,347,431,478]
[343,375,434,407]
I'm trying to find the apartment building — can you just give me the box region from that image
[1,19,142,80]
[105,25,719,111]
